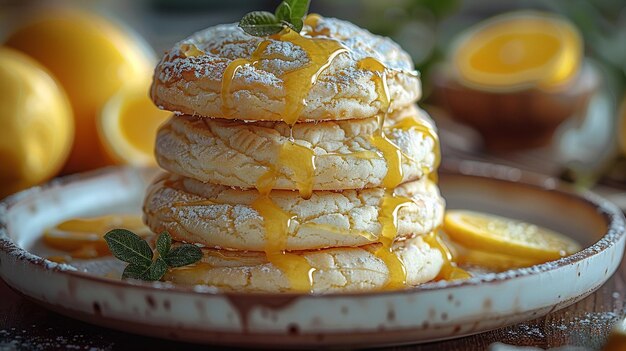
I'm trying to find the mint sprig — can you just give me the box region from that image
[239,0,311,37]
[104,230,202,281]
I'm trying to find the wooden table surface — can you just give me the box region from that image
[1,257,624,351]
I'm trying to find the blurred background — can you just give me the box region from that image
[0,0,625,204]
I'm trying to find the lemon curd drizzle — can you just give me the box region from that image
[251,195,316,292]
[219,20,450,290]
[253,145,316,291]
[355,56,412,288]
[256,141,317,199]
[180,43,205,58]
[221,28,347,124]
[258,146,381,200]
[356,56,462,288]
[370,116,414,289]
[423,231,472,280]
[220,26,354,291]
[304,13,322,29]
[388,115,441,182]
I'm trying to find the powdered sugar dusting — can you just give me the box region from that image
[155,17,415,86]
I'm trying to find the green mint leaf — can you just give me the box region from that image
[289,17,304,32]
[156,231,171,257]
[274,2,292,22]
[239,11,283,37]
[144,258,169,281]
[280,20,297,32]
[122,259,168,281]
[164,244,203,268]
[285,0,310,21]
[104,229,153,267]
[122,263,151,280]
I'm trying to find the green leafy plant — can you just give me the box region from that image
[104,230,202,281]
[239,0,311,37]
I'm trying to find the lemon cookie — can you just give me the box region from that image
[143,173,444,251]
[164,236,443,293]
[155,106,438,193]
[151,16,420,122]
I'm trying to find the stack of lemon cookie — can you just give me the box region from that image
[143,15,462,293]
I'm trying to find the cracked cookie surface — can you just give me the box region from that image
[156,106,437,191]
[163,236,443,293]
[143,173,444,251]
[151,16,420,122]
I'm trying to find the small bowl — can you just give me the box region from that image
[432,62,600,150]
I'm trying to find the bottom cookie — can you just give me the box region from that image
[164,236,443,293]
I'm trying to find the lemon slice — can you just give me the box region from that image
[451,243,544,272]
[99,84,171,165]
[444,210,581,262]
[44,215,150,258]
[452,11,582,90]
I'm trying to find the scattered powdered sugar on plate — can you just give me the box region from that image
[0,326,113,351]
[496,309,624,350]
[489,342,591,351]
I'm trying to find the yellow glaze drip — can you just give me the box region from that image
[251,196,315,292]
[374,245,406,290]
[180,43,205,57]
[276,29,347,124]
[304,13,322,28]
[374,190,414,289]
[223,32,348,294]
[358,57,406,189]
[423,232,472,280]
[357,57,390,113]
[388,115,441,182]
[221,28,347,124]
[256,141,316,199]
[220,40,271,114]
[43,215,149,260]
[357,57,415,289]
[370,129,404,189]
[280,141,316,199]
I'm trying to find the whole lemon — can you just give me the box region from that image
[0,47,73,198]
[4,9,156,173]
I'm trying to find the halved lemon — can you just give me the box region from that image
[443,210,581,262]
[452,11,582,90]
[44,214,150,258]
[99,84,171,165]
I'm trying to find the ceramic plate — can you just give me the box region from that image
[0,161,624,348]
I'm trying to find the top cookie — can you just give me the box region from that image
[151,15,421,122]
